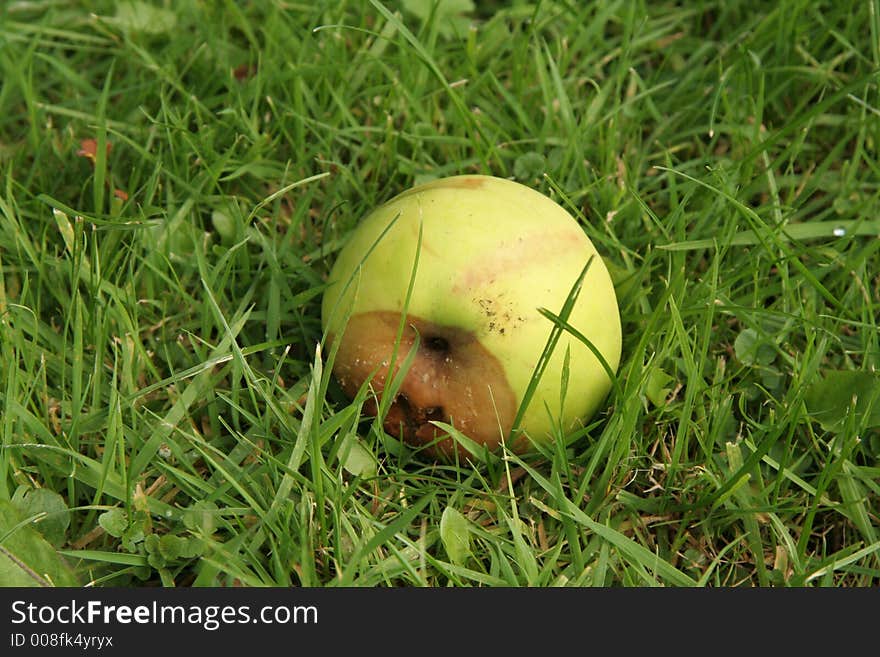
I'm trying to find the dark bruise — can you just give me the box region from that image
[329,310,520,460]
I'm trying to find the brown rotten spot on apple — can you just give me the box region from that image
[330,311,518,459]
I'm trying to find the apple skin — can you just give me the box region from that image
[321,175,622,459]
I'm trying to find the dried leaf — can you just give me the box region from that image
[76,138,111,164]
[233,64,257,81]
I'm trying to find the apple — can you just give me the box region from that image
[321,175,621,459]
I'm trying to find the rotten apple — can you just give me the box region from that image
[321,175,621,459]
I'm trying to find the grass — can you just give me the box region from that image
[0,0,878,587]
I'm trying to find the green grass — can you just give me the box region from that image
[0,0,878,587]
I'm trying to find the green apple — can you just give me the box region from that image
[321,175,621,459]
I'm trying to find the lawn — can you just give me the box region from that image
[0,0,878,587]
